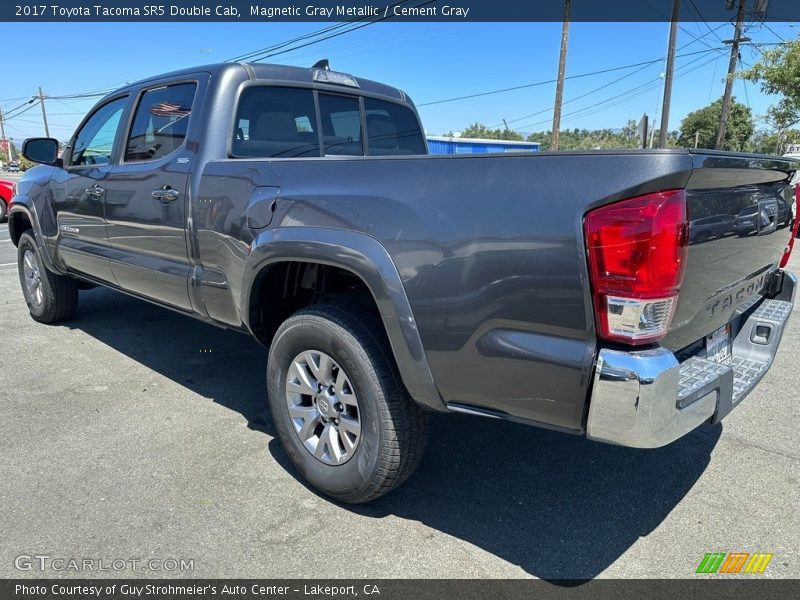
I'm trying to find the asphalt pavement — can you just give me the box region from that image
[0,228,798,580]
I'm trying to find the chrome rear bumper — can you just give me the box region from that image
[587,271,796,448]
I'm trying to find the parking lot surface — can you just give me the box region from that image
[0,230,798,579]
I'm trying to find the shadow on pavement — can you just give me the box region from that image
[68,287,720,581]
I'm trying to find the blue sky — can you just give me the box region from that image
[1,21,797,142]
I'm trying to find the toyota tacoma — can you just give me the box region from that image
[9,62,799,502]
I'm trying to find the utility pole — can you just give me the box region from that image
[38,86,50,138]
[0,109,11,162]
[694,131,700,148]
[715,0,747,149]
[658,0,680,148]
[551,0,571,151]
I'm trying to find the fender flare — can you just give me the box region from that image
[8,202,61,274]
[242,227,446,412]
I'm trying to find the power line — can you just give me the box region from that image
[487,60,657,129]
[685,0,724,43]
[761,22,786,42]
[2,100,38,121]
[226,0,428,64]
[641,0,725,52]
[249,3,439,64]
[418,47,721,107]
[514,53,721,133]
[227,22,363,62]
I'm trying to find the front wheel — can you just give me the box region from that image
[267,303,429,503]
[17,231,79,323]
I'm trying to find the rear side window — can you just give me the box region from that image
[364,98,426,156]
[232,87,320,158]
[318,93,363,156]
[125,83,196,162]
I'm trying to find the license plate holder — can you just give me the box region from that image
[706,324,732,364]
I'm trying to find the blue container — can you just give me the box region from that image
[426,136,540,155]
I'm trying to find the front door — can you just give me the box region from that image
[104,80,202,311]
[50,95,129,283]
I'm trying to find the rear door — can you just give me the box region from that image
[50,95,129,283]
[104,78,205,311]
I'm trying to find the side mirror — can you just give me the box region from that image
[22,137,59,165]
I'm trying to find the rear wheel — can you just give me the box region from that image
[267,303,429,503]
[17,231,78,323]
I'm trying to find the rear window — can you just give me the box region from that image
[319,93,362,156]
[233,87,320,158]
[231,86,426,158]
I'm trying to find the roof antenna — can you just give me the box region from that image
[312,59,330,71]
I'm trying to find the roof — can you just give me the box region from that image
[108,62,407,103]
[427,136,540,147]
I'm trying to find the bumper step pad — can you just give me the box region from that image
[677,297,793,423]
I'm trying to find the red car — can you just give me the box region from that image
[0,178,13,221]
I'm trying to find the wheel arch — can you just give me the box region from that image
[8,203,61,273]
[243,227,445,412]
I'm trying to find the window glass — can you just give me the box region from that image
[319,94,362,156]
[364,98,426,156]
[69,97,128,166]
[125,83,196,162]
[232,86,320,158]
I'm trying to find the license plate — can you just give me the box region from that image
[706,324,732,363]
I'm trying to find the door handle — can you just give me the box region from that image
[85,184,105,199]
[151,185,180,203]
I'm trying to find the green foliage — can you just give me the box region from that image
[676,97,753,151]
[460,122,524,141]
[748,128,800,155]
[741,36,800,129]
[448,120,684,151]
[525,120,656,150]
[18,155,36,171]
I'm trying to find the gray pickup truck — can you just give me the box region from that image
[10,62,799,503]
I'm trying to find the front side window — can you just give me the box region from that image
[125,83,196,162]
[232,86,320,158]
[69,96,128,167]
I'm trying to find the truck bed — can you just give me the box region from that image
[196,148,798,431]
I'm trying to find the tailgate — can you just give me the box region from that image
[663,152,799,351]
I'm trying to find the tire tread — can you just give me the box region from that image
[271,302,429,503]
[18,232,78,323]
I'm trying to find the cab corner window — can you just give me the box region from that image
[125,83,196,162]
[69,96,128,167]
[232,86,320,158]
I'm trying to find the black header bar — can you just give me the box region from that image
[3,0,800,23]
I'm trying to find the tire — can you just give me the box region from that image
[267,303,429,504]
[17,231,78,323]
[0,200,7,223]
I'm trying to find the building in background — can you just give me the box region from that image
[426,136,540,155]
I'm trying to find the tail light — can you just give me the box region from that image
[585,189,688,345]
[779,183,800,268]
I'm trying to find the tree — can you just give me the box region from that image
[459,122,523,141]
[677,97,753,150]
[524,120,664,151]
[741,37,800,130]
